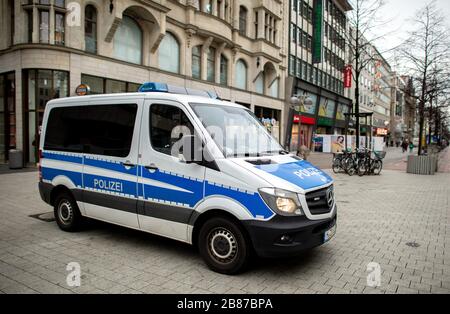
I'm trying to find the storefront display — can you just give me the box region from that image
[0,72,16,163]
[24,69,69,163]
[255,106,281,142]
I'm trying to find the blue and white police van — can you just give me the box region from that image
[38,83,337,274]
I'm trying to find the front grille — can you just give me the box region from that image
[305,186,334,215]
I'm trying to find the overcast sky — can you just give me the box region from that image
[366,0,450,69]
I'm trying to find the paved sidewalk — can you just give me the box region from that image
[0,170,449,294]
[438,148,450,173]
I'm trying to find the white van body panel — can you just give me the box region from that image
[39,92,336,250]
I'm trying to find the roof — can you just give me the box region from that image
[46,92,247,109]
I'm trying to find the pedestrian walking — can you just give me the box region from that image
[401,140,408,153]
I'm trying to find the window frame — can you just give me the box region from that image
[44,103,138,158]
[149,103,196,157]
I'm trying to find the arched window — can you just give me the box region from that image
[235,59,247,90]
[269,78,279,98]
[113,15,142,64]
[84,5,97,53]
[159,32,180,73]
[255,73,264,94]
[239,6,247,36]
[207,47,216,82]
[192,46,201,79]
[220,55,228,85]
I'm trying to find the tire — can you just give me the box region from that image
[357,160,367,177]
[344,158,354,175]
[373,160,383,175]
[54,192,84,232]
[332,157,341,174]
[198,217,250,275]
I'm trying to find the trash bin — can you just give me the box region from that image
[9,149,23,170]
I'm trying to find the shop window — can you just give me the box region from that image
[0,73,16,163]
[254,106,281,142]
[113,16,142,64]
[105,80,126,94]
[25,69,69,163]
[85,5,98,53]
[159,32,180,74]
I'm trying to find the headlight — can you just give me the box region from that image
[259,188,303,216]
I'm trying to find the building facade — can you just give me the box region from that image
[0,0,288,164]
[400,75,417,141]
[285,0,353,151]
[346,36,393,145]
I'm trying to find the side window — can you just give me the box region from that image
[150,104,194,156]
[44,104,137,157]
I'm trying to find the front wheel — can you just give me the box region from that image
[198,217,250,275]
[373,160,383,175]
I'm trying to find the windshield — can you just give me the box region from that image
[191,103,284,158]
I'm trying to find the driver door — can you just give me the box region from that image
[137,100,206,242]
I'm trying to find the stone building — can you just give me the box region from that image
[285,0,353,150]
[0,0,287,164]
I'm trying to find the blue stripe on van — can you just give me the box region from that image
[43,152,83,165]
[42,167,83,188]
[84,158,138,176]
[42,151,274,219]
[83,173,138,197]
[205,182,274,219]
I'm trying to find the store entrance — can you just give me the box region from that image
[0,72,16,163]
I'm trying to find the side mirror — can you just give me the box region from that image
[181,134,202,164]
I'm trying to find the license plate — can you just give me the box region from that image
[324,224,337,243]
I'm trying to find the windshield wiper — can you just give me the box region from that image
[229,152,262,158]
[260,150,290,156]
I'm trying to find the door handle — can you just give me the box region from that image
[145,164,159,171]
[122,162,136,168]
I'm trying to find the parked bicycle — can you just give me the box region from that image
[357,150,386,176]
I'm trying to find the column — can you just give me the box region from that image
[49,5,55,44]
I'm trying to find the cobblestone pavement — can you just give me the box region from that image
[0,169,449,294]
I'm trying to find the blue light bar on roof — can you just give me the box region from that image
[138,82,219,99]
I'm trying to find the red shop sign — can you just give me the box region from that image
[294,115,316,125]
[344,65,352,88]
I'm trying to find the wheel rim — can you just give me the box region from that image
[58,199,73,225]
[207,227,238,264]
[374,161,382,175]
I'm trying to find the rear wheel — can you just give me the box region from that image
[332,156,342,174]
[54,192,84,232]
[198,217,250,275]
[373,160,383,175]
[344,159,355,176]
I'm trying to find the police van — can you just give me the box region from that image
[38,83,337,274]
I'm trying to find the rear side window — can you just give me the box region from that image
[44,104,137,157]
[150,104,194,156]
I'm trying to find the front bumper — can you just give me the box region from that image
[243,211,337,258]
